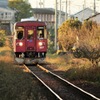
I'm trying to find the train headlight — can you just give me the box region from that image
[38,42,43,46]
[19,42,23,46]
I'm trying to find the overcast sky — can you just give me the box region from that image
[28,0,100,14]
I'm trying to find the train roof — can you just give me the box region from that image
[15,20,46,27]
[21,17,41,22]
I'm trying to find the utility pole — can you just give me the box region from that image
[55,0,57,50]
[82,0,86,21]
[84,0,86,8]
[43,0,45,7]
[68,0,71,17]
[0,21,1,29]
[58,0,61,27]
[65,0,67,20]
[94,0,96,15]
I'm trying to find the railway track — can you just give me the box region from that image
[24,64,100,100]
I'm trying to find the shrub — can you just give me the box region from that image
[48,27,55,53]
[77,25,100,67]
[58,18,81,51]
[0,30,6,47]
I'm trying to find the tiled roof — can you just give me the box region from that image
[0,7,15,12]
[73,8,94,16]
[32,8,55,14]
[87,13,100,20]
[0,0,8,8]
[32,8,65,15]
[74,7,98,16]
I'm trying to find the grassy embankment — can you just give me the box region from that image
[0,38,47,100]
[1,37,100,99]
[46,53,100,84]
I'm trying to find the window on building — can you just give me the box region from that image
[8,12,11,18]
[5,12,7,18]
[1,13,3,18]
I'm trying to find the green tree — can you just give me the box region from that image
[48,27,55,53]
[9,0,32,21]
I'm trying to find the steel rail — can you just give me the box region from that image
[24,65,63,100]
[37,64,100,100]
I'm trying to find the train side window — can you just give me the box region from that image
[44,26,47,39]
[37,26,47,39]
[17,31,23,39]
[37,30,44,39]
[15,27,24,40]
[27,30,34,40]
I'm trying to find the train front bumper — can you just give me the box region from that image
[14,57,45,64]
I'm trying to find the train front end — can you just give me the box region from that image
[13,21,48,64]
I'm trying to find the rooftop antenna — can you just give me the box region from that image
[36,0,38,7]
[43,0,45,7]
[39,0,44,8]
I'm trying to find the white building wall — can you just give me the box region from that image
[74,8,94,22]
[89,14,100,24]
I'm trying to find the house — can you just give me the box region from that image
[87,13,100,25]
[0,0,8,7]
[32,8,65,29]
[0,0,16,34]
[73,8,96,22]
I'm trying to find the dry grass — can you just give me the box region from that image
[0,38,48,100]
[46,54,68,71]
[46,53,100,83]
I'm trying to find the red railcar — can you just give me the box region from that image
[13,20,47,64]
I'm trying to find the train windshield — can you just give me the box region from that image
[37,26,47,39]
[15,27,24,40]
[27,29,34,40]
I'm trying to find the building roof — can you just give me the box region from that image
[32,8,54,14]
[0,0,15,12]
[73,8,94,16]
[0,0,8,8]
[87,13,100,20]
[72,7,98,22]
[0,7,15,13]
[86,13,100,24]
[32,8,65,15]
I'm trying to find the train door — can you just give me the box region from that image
[26,27,35,51]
